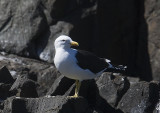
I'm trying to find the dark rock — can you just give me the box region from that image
[10,75,38,98]
[144,0,160,81]
[35,64,60,96]
[0,53,59,96]
[127,76,140,85]
[48,0,97,23]
[36,0,97,63]
[41,0,56,25]
[0,0,160,82]
[69,4,97,52]
[0,83,11,100]
[47,75,75,96]
[47,75,97,104]
[0,0,48,58]
[49,77,98,109]
[49,73,159,113]
[95,0,153,81]
[3,96,89,113]
[96,72,130,108]
[153,99,160,113]
[0,0,97,64]
[0,66,14,84]
[0,0,160,112]
[0,0,159,82]
[92,110,103,113]
[0,101,3,110]
[117,81,159,113]
[48,73,124,113]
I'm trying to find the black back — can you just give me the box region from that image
[75,50,109,74]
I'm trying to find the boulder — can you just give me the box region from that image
[0,0,97,64]
[0,53,59,96]
[96,72,130,107]
[47,72,160,113]
[38,0,97,63]
[1,0,159,82]
[47,73,125,113]
[117,81,159,113]
[40,0,56,24]
[10,75,38,98]
[47,75,74,96]
[153,99,160,113]
[0,0,48,57]
[3,96,89,113]
[0,66,14,84]
[127,76,140,85]
[0,83,11,100]
[144,0,160,81]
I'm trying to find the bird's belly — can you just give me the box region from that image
[65,65,97,81]
[62,67,96,81]
[55,59,96,80]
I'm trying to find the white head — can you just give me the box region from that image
[54,35,79,49]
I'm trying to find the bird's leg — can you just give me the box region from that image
[75,80,81,97]
[70,80,81,98]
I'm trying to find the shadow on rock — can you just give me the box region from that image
[47,74,124,113]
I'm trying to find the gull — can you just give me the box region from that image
[54,35,126,97]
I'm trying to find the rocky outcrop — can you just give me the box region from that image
[96,73,130,108]
[0,0,160,113]
[0,66,14,84]
[46,73,159,113]
[144,0,160,81]
[0,0,48,57]
[0,53,59,96]
[3,96,89,113]
[117,81,159,113]
[0,53,159,113]
[10,75,38,98]
[0,83,11,100]
[1,0,160,81]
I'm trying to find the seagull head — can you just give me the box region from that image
[54,35,79,49]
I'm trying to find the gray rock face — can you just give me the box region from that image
[0,0,48,57]
[117,81,159,113]
[0,83,11,100]
[96,73,130,107]
[0,0,160,113]
[144,0,160,81]
[47,75,74,96]
[3,96,89,113]
[0,0,160,81]
[0,53,59,96]
[0,66,14,84]
[46,72,159,113]
[0,54,159,113]
[10,75,38,98]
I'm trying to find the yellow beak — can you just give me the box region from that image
[70,41,79,47]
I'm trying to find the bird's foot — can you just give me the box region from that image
[67,80,81,98]
[67,93,79,98]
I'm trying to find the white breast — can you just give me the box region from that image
[54,48,97,81]
[54,48,76,76]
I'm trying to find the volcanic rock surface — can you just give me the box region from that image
[0,0,160,113]
[0,53,159,113]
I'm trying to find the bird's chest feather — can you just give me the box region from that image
[54,49,77,71]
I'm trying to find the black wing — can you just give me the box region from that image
[75,50,109,74]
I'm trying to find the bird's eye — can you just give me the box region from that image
[62,40,65,42]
